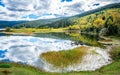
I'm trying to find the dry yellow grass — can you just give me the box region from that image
[11,28,65,34]
[40,46,88,68]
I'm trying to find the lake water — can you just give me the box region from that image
[0,32,112,72]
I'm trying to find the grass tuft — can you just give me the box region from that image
[109,46,120,60]
[40,46,88,68]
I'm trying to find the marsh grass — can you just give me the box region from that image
[109,46,120,60]
[11,28,65,34]
[40,46,88,68]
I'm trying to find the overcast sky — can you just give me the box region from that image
[0,0,119,21]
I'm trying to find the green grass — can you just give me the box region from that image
[0,60,120,75]
[0,62,45,75]
[40,46,88,68]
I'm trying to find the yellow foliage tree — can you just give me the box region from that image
[93,18,104,28]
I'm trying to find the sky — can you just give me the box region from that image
[0,0,120,21]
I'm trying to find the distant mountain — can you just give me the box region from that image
[13,18,64,28]
[13,3,120,28]
[0,21,27,28]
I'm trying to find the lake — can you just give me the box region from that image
[0,32,114,72]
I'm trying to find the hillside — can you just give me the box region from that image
[13,18,64,28]
[40,3,120,36]
[0,21,26,28]
[68,6,120,36]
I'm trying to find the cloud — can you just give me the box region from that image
[65,2,84,14]
[4,0,34,11]
[0,0,119,21]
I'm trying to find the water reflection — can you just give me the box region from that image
[0,35,78,63]
[0,49,7,58]
[34,32,104,47]
[0,33,8,36]
[0,32,104,48]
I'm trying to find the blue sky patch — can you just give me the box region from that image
[22,14,40,19]
[28,14,39,19]
[22,16,27,19]
[93,3,100,6]
[61,0,72,2]
[0,0,5,7]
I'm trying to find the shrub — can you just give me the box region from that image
[5,27,11,32]
[0,64,12,68]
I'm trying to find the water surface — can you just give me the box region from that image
[0,33,112,72]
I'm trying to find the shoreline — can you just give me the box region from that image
[0,59,120,75]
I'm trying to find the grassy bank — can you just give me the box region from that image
[0,62,44,75]
[10,28,65,34]
[0,28,66,35]
[0,60,120,75]
[109,46,120,60]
